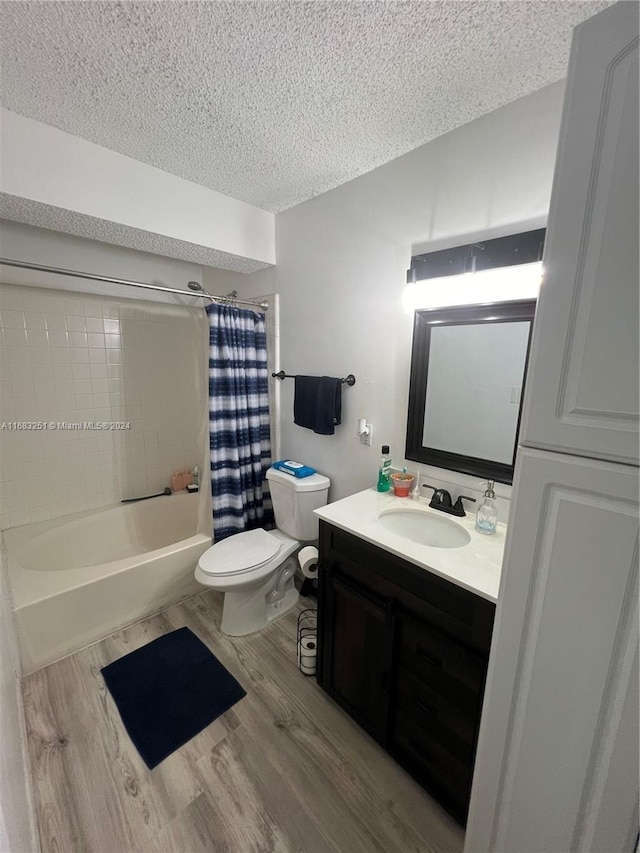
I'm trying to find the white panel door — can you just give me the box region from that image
[465,447,639,853]
[520,2,639,466]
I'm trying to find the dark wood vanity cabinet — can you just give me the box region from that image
[317,521,495,824]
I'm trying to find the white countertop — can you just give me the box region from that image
[315,488,506,602]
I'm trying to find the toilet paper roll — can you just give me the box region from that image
[298,545,319,579]
[299,635,317,675]
[300,635,317,656]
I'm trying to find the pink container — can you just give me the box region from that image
[171,469,193,492]
[391,473,415,497]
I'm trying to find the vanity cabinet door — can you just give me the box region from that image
[321,567,394,744]
[519,2,639,466]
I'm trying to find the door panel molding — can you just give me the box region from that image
[466,448,639,852]
[521,3,639,465]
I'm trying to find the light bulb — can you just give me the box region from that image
[402,262,543,313]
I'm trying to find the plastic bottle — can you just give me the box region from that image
[377,445,392,492]
[475,480,498,535]
[192,465,199,487]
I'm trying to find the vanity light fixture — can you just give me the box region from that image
[404,228,545,314]
[402,261,543,313]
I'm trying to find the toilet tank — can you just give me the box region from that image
[266,467,330,541]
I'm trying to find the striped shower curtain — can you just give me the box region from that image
[207,303,274,541]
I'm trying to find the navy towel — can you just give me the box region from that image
[101,627,246,769]
[294,375,342,435]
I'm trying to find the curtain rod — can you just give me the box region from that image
[0,258,269,312]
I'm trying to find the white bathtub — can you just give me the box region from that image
[2,492,211,673]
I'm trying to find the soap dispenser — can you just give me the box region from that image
[475,480,498,535]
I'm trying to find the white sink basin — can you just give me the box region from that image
[378,507,471,549]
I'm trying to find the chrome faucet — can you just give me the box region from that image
[422,484,476,517]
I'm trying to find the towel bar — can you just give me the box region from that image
[272,371,356,386]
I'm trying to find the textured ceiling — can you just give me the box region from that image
[1,1,612,214]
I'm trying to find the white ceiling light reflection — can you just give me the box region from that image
[402,262,543,313]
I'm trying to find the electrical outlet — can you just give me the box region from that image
[360,423,373,446]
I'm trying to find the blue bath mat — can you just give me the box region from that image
[101,627,246,769]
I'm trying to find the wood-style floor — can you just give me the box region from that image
[22,590,465,853]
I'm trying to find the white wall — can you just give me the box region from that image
[0,549,38,852]
[240,82,566,514]
[1,109,275,268]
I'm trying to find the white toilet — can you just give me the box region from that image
[195,467,330,636]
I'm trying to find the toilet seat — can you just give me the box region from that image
[198,528,282,577]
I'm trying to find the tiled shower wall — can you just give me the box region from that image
[0,284,206,529]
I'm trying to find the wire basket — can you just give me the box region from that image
[296,608,318,677]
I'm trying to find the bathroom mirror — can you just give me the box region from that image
[405,300,536,484]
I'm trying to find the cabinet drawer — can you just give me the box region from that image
[389,706,472,820]
[396,613,487,712]
[321,523,495,654]
[394,668,476,765]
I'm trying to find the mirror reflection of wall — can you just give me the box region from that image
[406,300,536,483]
[423,321,530,464]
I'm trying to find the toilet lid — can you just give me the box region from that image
[198,528,281,576]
